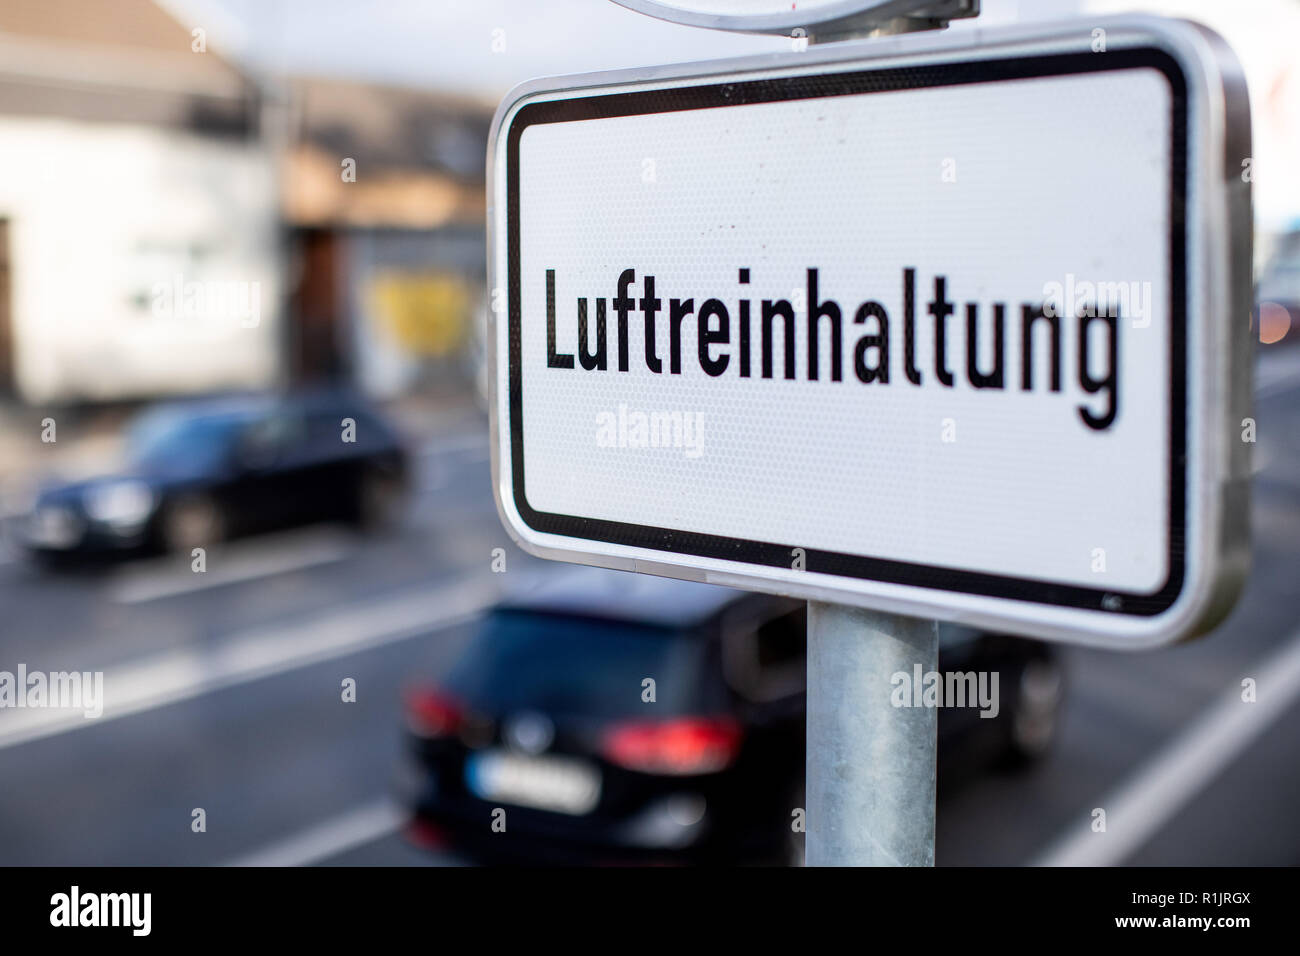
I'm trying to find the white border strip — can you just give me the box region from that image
[0,573,499,751]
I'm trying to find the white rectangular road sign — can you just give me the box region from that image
[487,17,1254,649]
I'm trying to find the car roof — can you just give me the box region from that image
[496,565,752,630]
[493,567,991,645]
[132,393,273,425]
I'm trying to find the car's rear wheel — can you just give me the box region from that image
[784,781,806,867]
[1000,655,1065,768]
[161,494,225,553]
[356,468,406,531]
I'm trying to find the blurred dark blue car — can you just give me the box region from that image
[398,567,1064,865]
[23,390,410,559]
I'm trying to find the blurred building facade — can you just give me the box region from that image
[0,0,282,404]
[0,0,490,407]
[282,76,488,400]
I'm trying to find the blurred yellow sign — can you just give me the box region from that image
[368,272,471,355]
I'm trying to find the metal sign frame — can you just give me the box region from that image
[486,16,1253,650]
[609,0,980,38]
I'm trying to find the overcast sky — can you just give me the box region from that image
[170,0,1067,99]
[164,0,1298,224]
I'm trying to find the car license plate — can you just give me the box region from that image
[465,750,601,816]
[25,507,82,549]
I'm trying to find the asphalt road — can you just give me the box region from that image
[1,345,1298,866]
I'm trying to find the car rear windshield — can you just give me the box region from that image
[445,609,718,718]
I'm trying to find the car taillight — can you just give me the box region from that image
[405,686,464,738]
[602,717,743,776]
[404,817,447,851]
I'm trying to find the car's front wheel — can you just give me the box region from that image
[355,467,407,531]
[160,494,226,553]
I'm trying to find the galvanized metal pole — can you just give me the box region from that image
[806,602,938,866]
[800,9,955,869]
[608,0,972,871]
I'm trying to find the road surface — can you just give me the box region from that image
[1,347,1298,866]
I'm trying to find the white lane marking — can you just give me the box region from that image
[0,572,500,751]
[222,798,405,868]
[1257,375,1300,400]
[1033,625,1300,866]
[1255,349,1300,399]
[106,527,356,604]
